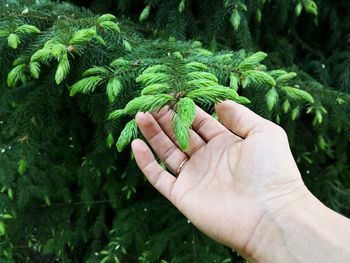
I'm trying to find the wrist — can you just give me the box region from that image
[243,186,316,262]
[244,187,350,263]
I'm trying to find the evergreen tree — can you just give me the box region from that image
[0,0,349,262]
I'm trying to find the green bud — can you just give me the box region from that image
[295,2,303,17]
[282,99,291,113]
[291,106,300,121]
[106,132,115,148]
[266,87,279,111]
[139,5,151,22]
[18,159,27,176]
[178,0,186,13]
[116,119,138,152]
[230,9,241,31]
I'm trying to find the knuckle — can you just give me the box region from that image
[162,145,177,162]
[256,121,288,139]
[148,129,162,143]
[152,169,164,187]
[196,118,208,131]
[270,124,288,138]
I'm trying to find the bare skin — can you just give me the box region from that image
[131,100,350,262]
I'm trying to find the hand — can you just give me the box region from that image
[131,100,309,260]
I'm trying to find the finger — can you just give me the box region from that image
[191,106,230,142]
[131,139,176,202]
[135,112,187,174]
[215,100,268,138]
[152,107,206,156]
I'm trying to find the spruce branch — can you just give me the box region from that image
[238,52,268,70]
[7,33,20,49]
[108,109,126,120]
[97,14,117,23]
[17,159,27,176]
[29,26,102,84]
[70,76,103,96]
[1,23,41,49]
[173,113,191,151]
[266,87,279,111]
[173,98,196,150]
[99,21,121,32]
[187,86,250,105]
[139,5,151,22]
[55,53,70,85]
[7,64,26,88]
[124,95,174,115]
[116,119,138,152]
[176,98,196,127]
[280,86,315,104]
[106,59,251,151]
[83,66,110,77]
[242,70,276,88]
[106,77,123,103]
[15,25,41,34]
[229,73,240,91]
[29,62,40,79]
[141,83,171,95]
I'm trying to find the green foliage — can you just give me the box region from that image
[0,0,349,262]
[7,33,20,49]
[303,0,318,15]
[238,52,267,69]
[139,5,151,22]
[242,70,276,87]
[176,98,196,127]
[7,64,26,87]
[106,77,123,103]
[103,56,254,150]
[17,159,27,176]
[55,53,70,84]
[15,24,41,34]
[124,95,174,115]
[187,86,250,105]
[0,222,6,236]
[174,98,196,150]
[230,9,241,31]
[116,119,138,152]
[29,62,40,79]
[70,76,103,95]
[265,87,279,111]
[1,23,40,49]
[280,86,314,104]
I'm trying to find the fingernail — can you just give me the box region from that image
[131,139,138,148]
[135,112,144,119]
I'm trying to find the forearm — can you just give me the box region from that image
[246,191,350,263]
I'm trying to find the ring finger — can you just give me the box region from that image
[135,112,188,174]
[152,107,206,156]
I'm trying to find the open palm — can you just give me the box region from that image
[131,100,308,259]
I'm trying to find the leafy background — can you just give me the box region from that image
[0,0,349,262]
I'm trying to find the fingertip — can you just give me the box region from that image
[131,139,155,169]
[214,99,267,138]
[131,139,147,157]
[215,100,234,123]
[152,105,170,118]
[131,138,146,151]
[215,100,238,112]
[135,112,154,131]
[131,138,141,148]
[135,112,145,123]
